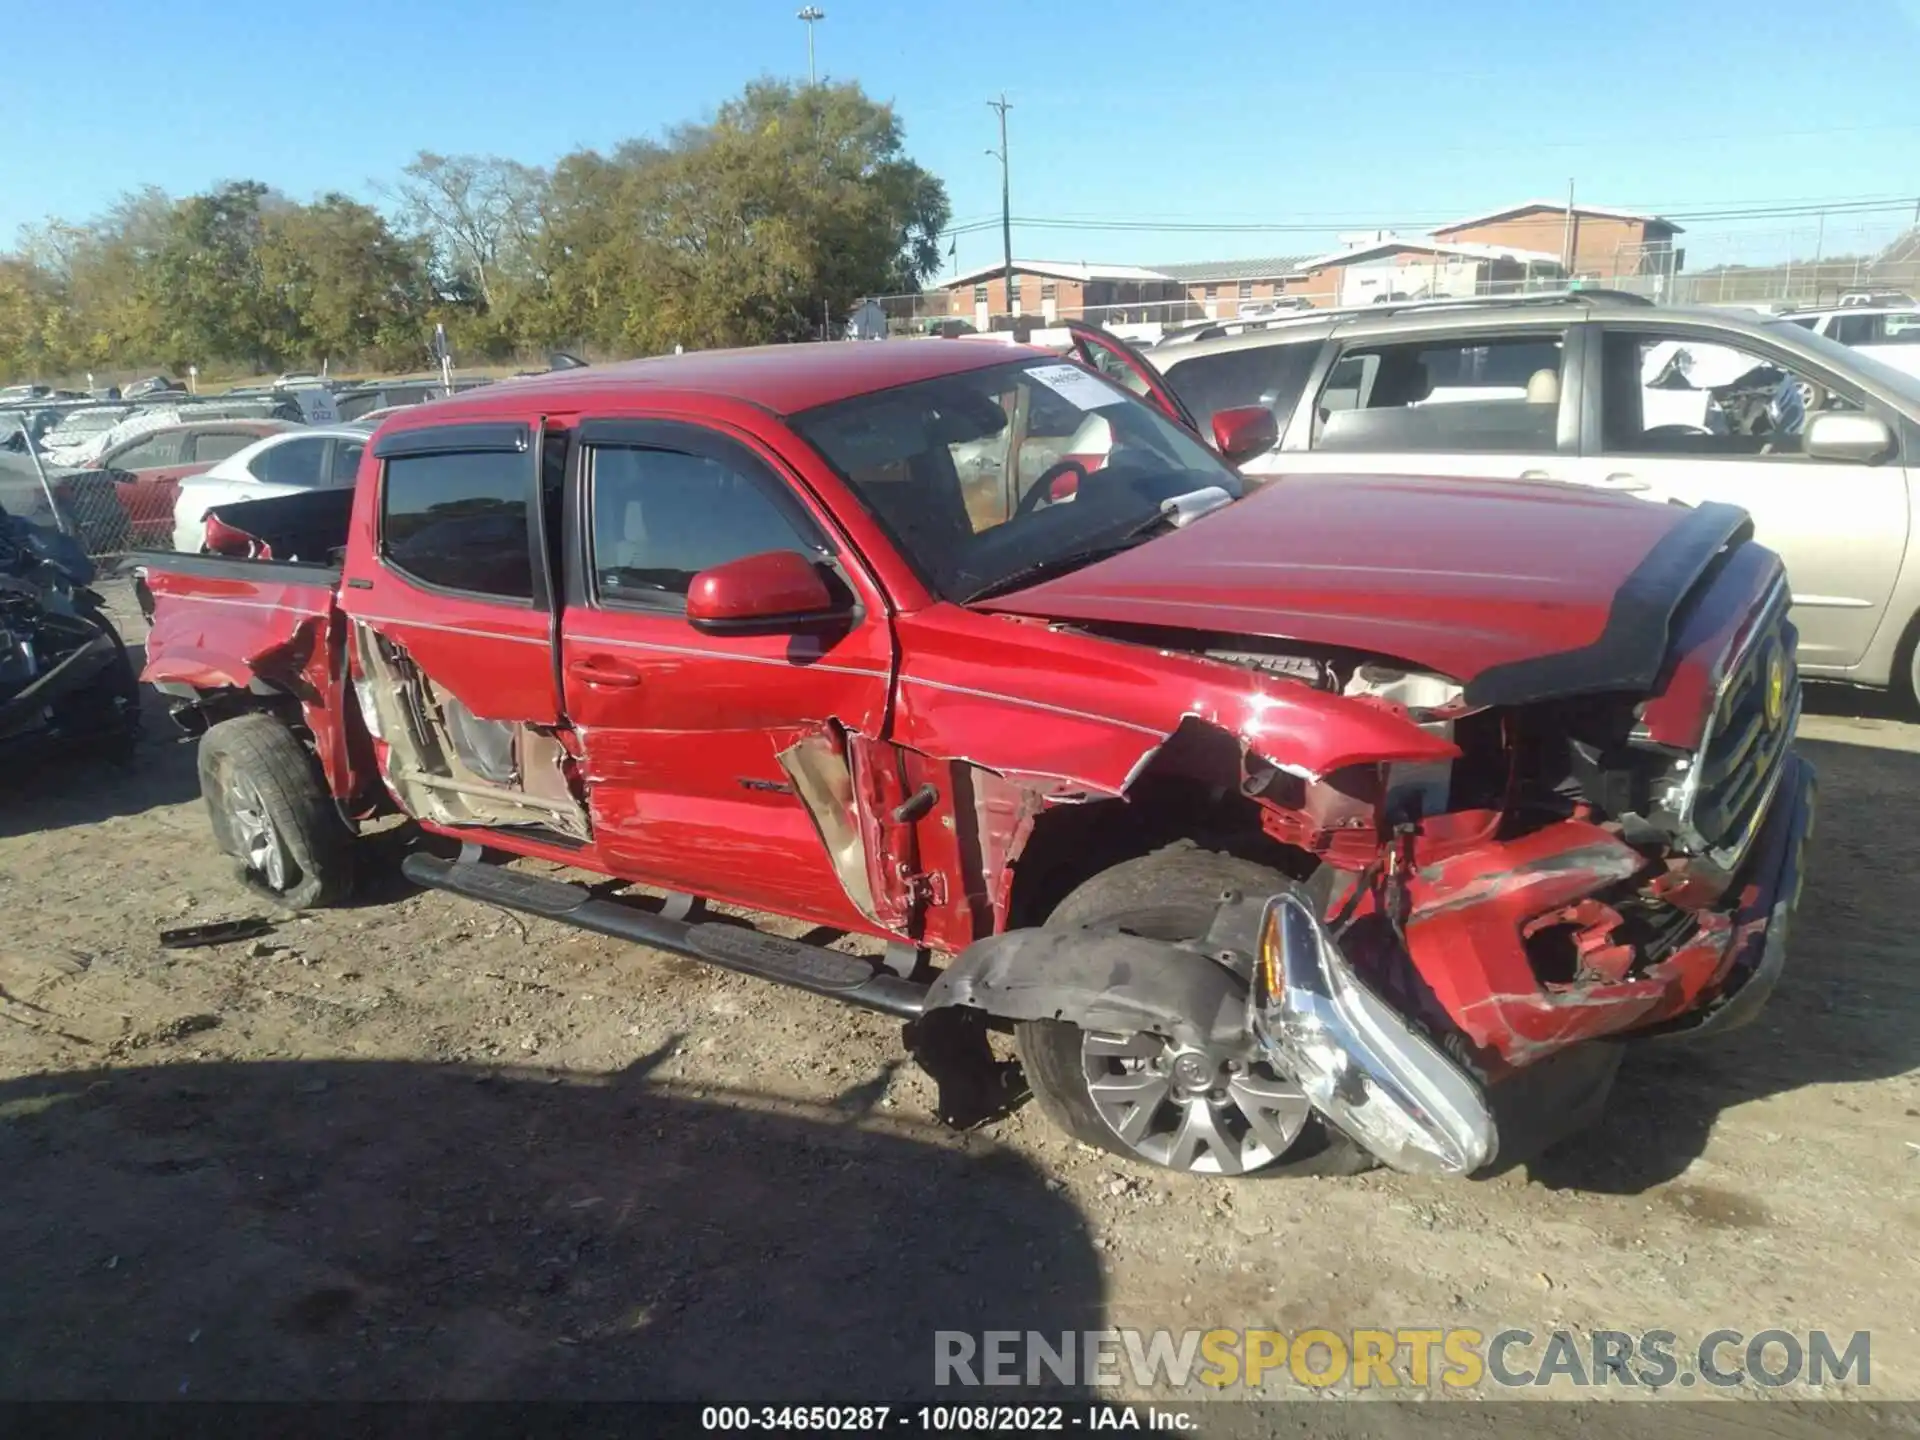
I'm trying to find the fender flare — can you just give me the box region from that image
[921,922,1258,1054]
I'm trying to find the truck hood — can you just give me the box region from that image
[976,474,1747,705]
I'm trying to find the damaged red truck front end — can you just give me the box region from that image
[135,339,1813,1181]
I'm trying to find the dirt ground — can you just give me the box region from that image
[0,581,1916,1422]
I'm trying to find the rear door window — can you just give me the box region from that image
[186,431,257,463]
[1310,332,1566,454]
[109,432,185,469]
[1830,313,1885,346]
[253,436,328,488]
[329,438,366,487]
[382,449,533,599]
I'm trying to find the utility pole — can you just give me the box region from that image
[797,6,824,87]
[1560,177,1577,276]
[988,95,1014,324]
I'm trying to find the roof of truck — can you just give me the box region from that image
[393,340,1029,422]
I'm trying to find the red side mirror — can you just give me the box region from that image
[685,550,845,634]
[1210,405,1278,463]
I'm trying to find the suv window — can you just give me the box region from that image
[1311,334,1564,454]
[1830,313,1884,346]
[383,450,533,598]
[1162,340,1319,437]
[587,446,818,605]
[253,435,327,488]
[187,431,257,464]
[1598,330,1864,458]
[109,432,184,469]
[1882,313,1920,345]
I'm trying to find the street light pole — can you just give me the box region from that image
[797,6,824,86]
[988,95,1014,325]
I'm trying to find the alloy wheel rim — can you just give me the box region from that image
[226,775,289,892]
[1080,1030,1310,1176]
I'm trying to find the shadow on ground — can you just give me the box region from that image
[0,1045,1103,1400]
[1527,734,1920,1192]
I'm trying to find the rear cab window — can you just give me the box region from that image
[377,425,536,601]
[1309,330,1567,453]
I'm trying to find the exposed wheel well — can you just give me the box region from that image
[1003,722,1318,928]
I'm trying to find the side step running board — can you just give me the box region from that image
[401,853,928,1020]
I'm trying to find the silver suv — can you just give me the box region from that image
[1101,292,1920,704]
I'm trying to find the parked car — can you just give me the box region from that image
[1074,292,1920,705]
[1780,303,1920,383]
[170,423,372,552]
[37,405,135,462]
[134,339,1811,1182]
[122,375,184,400]
[47,398,302,471]
[85,419,298,548]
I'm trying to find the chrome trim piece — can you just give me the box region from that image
[1248,893,1496,1177]
[1667,573,1796,873]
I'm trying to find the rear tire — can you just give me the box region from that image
[1014,845,1371,1177]
[198,713,352,910]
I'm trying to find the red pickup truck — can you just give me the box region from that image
[133,336,1814,1180]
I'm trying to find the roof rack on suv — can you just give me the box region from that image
[1345,288,1654,321]
[1155,288,1656,345]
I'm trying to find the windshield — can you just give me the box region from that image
[1765,320,1920,408]
[793,357,1241,601]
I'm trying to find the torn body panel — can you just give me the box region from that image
[891,606,1458,799]
[137,561,374,806]
[352,622,590,839]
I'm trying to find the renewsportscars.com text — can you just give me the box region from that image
[934,1327,1871,1391]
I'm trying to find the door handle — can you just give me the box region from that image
[1599,472,1650,492]
[1519,469,1557,481]
[566,655,643,689]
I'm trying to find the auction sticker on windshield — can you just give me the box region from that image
[1027,363,1126,409]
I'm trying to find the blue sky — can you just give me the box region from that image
[7,0,1920,275]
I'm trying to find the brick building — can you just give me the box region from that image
[929,200,1683,323]
[940,260,1189,328]
[1281,236,1565,306]
[1430,202,1683,279]
[1153,257,1308,317]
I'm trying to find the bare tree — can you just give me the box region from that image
[389,153,547,307]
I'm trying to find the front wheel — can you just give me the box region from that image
[198,713,353,910]
[1014,846,1369,1177]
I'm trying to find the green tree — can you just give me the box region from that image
[258,195,433,368]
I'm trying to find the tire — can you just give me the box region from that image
[1013,845,1371,1178]
[198,713,352,910]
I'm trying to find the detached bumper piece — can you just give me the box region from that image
[1249,894,1496,1177]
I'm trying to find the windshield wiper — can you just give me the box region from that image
[960,541,1141,603]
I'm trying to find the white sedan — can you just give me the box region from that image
[170,423,373,552]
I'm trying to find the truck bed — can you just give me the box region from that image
[133,550,341,697]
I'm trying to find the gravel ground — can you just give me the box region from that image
[0,583,1914,1423]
